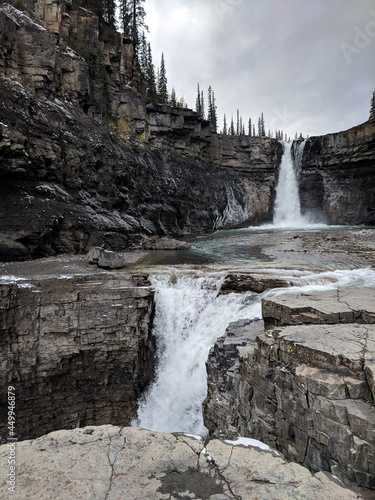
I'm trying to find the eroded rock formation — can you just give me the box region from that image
[203,288,375,492]
[0,425,364,499]
[0,272,155,441]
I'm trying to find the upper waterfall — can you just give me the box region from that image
[272,141,308,227]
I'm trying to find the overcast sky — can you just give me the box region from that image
[145,0,375,138]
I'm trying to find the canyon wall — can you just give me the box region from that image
[294,121,375,225]
[0,272,155,441]
[0,2,282,261]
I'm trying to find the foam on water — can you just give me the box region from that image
[133,267,375,436]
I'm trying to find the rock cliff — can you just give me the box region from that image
[203,287,375,492]
[0,425,364,499]
[0,2,282,261]
[293,121,375,225]
[0,272,155,441]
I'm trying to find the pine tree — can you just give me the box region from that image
[261,112,266,136]
[252,124,255,136]
[200,91,205,119]
[236,109,240,135]
[157,53,168,104]
[196,83,203,119]
[170,87,177,107]
[223,114,227,135]
[211,89,218,132]
[146,43,157,103]
[207,86,213,123]
[370,90,375,121]
[248,118,252,136]
[119,0,147,43]
[257,117,261,136]
[230,116,235,135]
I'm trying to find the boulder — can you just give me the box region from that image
[87,247,125,269]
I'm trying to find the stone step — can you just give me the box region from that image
[262,287,375,327]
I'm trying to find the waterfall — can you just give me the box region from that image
[272,141,308,227]
[132,268,375,437]
[133,272,261,435]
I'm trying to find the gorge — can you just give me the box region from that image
[0,2,375,499]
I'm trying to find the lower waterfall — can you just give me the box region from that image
[132,267,375,436]
[133,272,261,435]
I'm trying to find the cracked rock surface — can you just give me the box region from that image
[0,425,363,499]
[204,288,375,494]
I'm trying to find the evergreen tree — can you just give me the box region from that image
[223,114,227,135]
[170,87,177,107]
[370,90,375,120]
[207,86,213,123]
[207,86,217,131]
[248,118,252,136]
[252,124,255,136]
[230,116,235,135]
[262,112,266,136]
[236,109,240,135]
[257,117,261,136]
[196,83,202,118]
[146,42,157,103]
[118,0,147,43]
[157,52,168,103]
[211,89,218,131]
[201,91,205,119]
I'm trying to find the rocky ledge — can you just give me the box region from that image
[203,287,375,493]
[0,272,155,442]
[0,425,363,499]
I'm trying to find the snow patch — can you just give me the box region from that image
[225,437,273,452]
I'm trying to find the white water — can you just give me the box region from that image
[133,272,261,435]
[133,267,375,436]
[270,141,325,228]
[273,141,308,227]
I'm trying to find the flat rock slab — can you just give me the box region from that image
[262,287,375,326]
[0,425,363,499]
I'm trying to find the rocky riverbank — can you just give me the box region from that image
[203,287,375,494]
[0,425,364,499]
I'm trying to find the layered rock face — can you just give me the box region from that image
[0,272,155,441]
[0,3,282,261]
[203,288,375,491]
[0,425,363,499]
[294,121,375,225]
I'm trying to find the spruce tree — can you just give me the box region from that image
[248,118,252,136]
[119,0,147,43]
[201,91,205,119]
[252,124,255,136]
[230,116,235,135]
[170,87,177,107]
[370,90,375,121]
[236,109,240,135]
[157,53,168,104]
[207,86,213,123]
[146,43,157,103]
[196,83,202,118]
[223,114,227,135]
